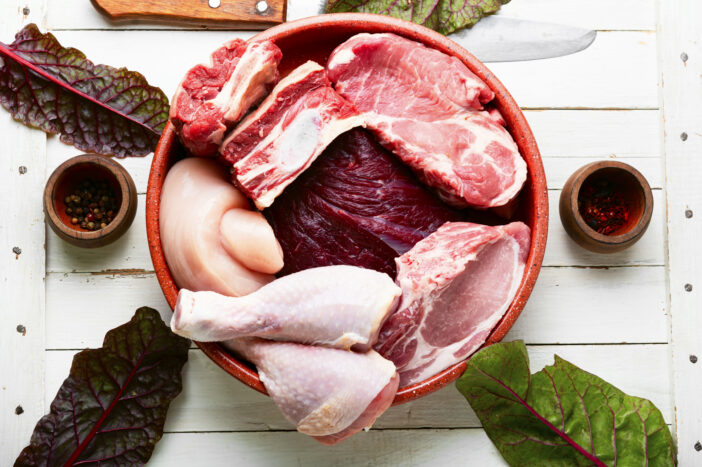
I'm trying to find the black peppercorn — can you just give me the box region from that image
[64,178,118,231]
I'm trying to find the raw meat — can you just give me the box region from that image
[171,265,401,351]
[375,221,531,386]
[265,129,462,277]
[327,33,527,209]
[224,338,399,445]
[220,61,364,209]
[170,40,282,157]
[159,157,283,297]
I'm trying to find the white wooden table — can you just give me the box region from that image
[1,1,700,465]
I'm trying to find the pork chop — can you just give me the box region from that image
[327,33,526,209]
[375,221,531,386]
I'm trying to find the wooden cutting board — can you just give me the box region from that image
[91,0,286,28]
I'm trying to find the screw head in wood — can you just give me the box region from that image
[695,442,702,452]
[15,405,24,415]
[686,209,693,218]
[685,283,693,292]
[256,0,269,13]
[681,132,688,141]
[18,166,27,174]
[681,52,689,62]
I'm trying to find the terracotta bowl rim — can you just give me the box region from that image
[44,154,137,247]
[146,13,549,405]
[566,160,653,245]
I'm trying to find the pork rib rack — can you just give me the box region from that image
[220,61,364,209]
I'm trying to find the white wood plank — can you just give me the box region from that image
[44,0,655,31]
[47,198,150,273]
[659,0,702,461]
[44,344,672,433]
[525,110,660,158]
[45,266,666,349]
[45,273,170,349]
[0,1,47,461]
[508,266,667,344]
[46,187,665,273]
[149,430,506,467]
[489,31,657,109]
[42,30,655,110]
[544,189,665,267]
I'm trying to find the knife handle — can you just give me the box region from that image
[91,0,286,28]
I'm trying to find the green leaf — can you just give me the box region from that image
[325,0,511,35]
[15,308,190,466]
[457,341,676,467]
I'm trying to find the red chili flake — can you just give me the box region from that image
[577,178,630,235]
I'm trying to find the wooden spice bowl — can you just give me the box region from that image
[559,160,653,253]
[44,154,137,248]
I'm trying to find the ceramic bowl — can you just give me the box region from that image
[44,154,137,248]
[146,13,549,405]
[559,160,653,253]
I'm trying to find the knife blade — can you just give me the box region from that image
[451,16,597,63]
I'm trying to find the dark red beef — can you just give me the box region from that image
[264,129,462,277]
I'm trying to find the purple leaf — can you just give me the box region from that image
[0,24,169,157]
[14,308,190,466]
[457,341,677,467]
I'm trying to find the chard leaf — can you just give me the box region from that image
[325,0,510,35]
[457,341,676,467]
[15,308,190,466]
[0,24,169,157]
